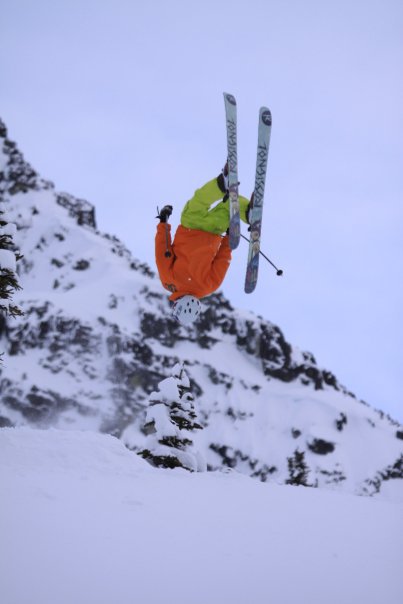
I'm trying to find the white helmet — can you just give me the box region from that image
[172,295,202,326]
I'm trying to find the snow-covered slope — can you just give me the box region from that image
[0,118,402,498]
[1,427,402,604]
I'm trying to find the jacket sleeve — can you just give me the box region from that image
[155,223,175,288]
[206,234,232,291]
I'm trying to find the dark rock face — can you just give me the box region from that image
[362,455,403,495]
[56,193,96,229]
[209,443,277,482]
[141,312,180,348]
[307,438,336,455]
[0,301,168,431]
[335,412,348,431]
[138,291,351,399]
[4,386,74,424]
[258,322,342,391]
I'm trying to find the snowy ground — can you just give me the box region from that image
[1,427,402,604]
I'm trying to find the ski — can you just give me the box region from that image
[223,92,240,250]
[244,107,272,293]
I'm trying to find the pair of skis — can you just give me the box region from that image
[223,92,272,293]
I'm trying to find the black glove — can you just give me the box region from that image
[156,205,173,223]
[217,160,229,194]
[245,193,254,224]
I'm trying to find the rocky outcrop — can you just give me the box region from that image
[0,118,402,499]
[0,118,52,198]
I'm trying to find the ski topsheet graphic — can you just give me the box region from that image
[223,93,240,250]
[223,94,273,289]
[244,107,272,293]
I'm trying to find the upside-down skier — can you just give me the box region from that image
[155,165,251,326]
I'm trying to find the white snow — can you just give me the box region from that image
[0,248,17,271]
[0,222,17,237]
[1,427,402,604]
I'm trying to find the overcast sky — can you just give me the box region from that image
[1,0,402,422]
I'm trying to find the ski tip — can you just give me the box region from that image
[223,92,236,106]
[260,107,272,126]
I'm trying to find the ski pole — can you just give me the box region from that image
[164,223,172,258]
[240,233,283,276]
[156,206,172,258]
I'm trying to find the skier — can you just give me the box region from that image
[155,166,251,325]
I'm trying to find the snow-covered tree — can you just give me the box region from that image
[0,206,22,318]
[286,449,311,487]
[139,363,206,472]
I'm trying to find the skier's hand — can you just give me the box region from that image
[156,205,173,223]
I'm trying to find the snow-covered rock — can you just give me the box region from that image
[0,118,402,498]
